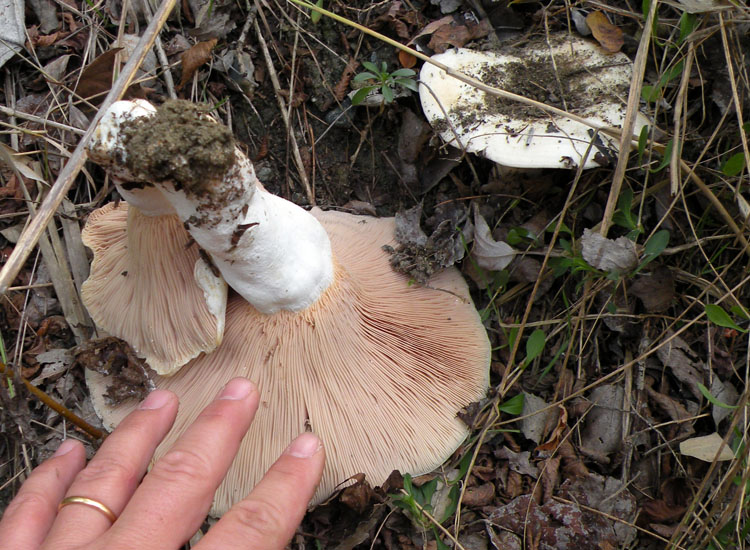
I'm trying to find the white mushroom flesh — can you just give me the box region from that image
[419,35,649,169]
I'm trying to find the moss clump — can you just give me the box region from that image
[122,100,235,196]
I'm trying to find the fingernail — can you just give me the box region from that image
[139,390,172,410]
[286,433,322,458]
[53,439,78,457]
[218,378,255,401]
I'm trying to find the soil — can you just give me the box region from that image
[122,100,236,195]
[2,1,750,549]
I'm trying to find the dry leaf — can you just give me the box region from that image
[399,49,417,68]
[471,206,515,271]
[536,405,568,452]
[656,332,705,401]
[580,228,637,273]
[74,49,146,105]
[586,11,624,53]
[179,38,217,90]
[1,0,25,70]
[333,57,358,102]
[520,392,556,444]
[580,384,624,456]
[630,266,674,312]
[680,432,735,462]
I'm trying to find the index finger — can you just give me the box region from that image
[102,378,259,549]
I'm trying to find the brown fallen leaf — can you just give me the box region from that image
[536,405,568,452]
[178,38,218,90]
[332,57,359,103]
[586,11,624,53]
[462,482,495,507]
[630,266,675,312]
[74,49,146,106]
[399,49,417,68]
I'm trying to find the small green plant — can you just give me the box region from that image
[351,61,418,105]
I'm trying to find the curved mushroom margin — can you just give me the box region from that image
[87,208,490,515]
[82,203,227,375]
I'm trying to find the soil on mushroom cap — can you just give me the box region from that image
[443,35,632,129]
[121,99,236,196]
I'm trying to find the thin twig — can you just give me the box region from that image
[599,0,657,237]
[0,360,105,440]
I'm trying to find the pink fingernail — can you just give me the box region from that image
[139,390,172,410]
[53,439,78,457]
[286,433,322,458]
[218,378,255,401]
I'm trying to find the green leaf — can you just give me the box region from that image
[403,472,414,494]
[352,71,377,82]
[361,61,381,75]
[642,60,684,102]
[698,382,738,410]
[705,304,746,332]
[350,86,375,105]
[635,229,669,272]
[637,125,650,165]
[395,78,418,92]
[643,229,670,258]
[525,329,546,363]
[641,85,657,102]
[498,393,524,415]
[391,68,416,78]
[722,152,746,177]
[651,139,673,172]
[382,84,394,103]
[678,12,697,43]
[731,305,750,321]
[310,0,323,24]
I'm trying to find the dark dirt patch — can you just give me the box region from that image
[122,99,236,195]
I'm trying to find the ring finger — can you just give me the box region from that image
[43,389,178,550]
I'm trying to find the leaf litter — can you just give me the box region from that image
[3,0,750,548]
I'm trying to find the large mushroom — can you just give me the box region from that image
[83,100,227,375]
[419,34,649,170]
[83,100,490,514]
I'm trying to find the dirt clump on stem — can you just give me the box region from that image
[121,99,236,196]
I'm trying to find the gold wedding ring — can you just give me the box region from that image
[58,496,118,523]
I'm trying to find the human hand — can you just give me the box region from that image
[0,377,325,550]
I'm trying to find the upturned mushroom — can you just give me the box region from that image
[83,100,490,514]
[419,34,649,170]
[83,100,227,375]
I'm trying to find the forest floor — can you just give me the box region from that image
[2,0,750,548]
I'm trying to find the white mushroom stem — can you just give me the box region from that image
[89,100,334,314]
[157,156,334,314]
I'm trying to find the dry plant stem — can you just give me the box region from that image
[683,161,750,255]
[0,105,86,135]
[671,389,750,548]
[499,141,591,394]
[0,0,177,294]
[599,0,656,238]
[286,0,627,142]
[719,13,750,190]
[0,360,105,440]
[254,1,315,205]
[670,43,694,196]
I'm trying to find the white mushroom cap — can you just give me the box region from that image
[82,203,227,375]
[87,208,490,515]
[419,35,649,169]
